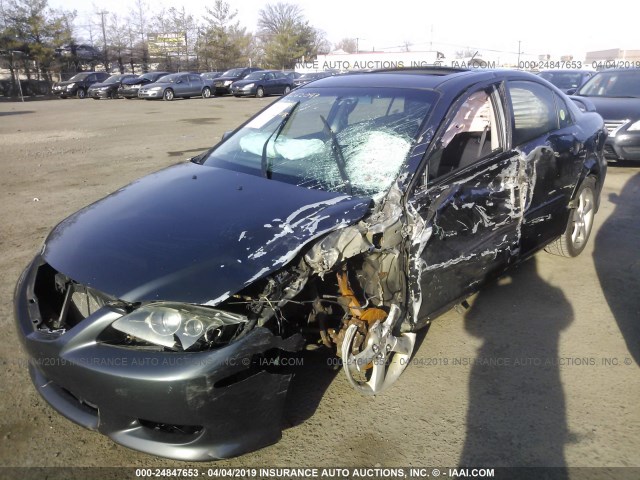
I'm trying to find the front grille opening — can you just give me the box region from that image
[138,419,203,436]
[33,263,113,332]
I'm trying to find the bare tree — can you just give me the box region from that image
[107,12,128,73]
[129,0,149,71]
[334,37,357,54]
[167,6,197,70]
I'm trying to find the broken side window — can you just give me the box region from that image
[427,85,504,181]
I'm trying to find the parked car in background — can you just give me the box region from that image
[52,72,110,99]
[87,74,138,99]
[570,68,640,161]
[230,70,293,97]
[538,69,594,94]
[56,44,101,61]
[284,71,302,80]
[200,72,223,90]
[213,67,263,95]
[138,73,210,101]
[15,68,607,461]
[293,71,336,88]
[118,72,171,99]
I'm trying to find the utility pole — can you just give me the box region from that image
[98,10,108,71]
[517,40,521,68]
[430,24,433,50]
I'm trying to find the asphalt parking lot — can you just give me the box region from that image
[0,97,638,472]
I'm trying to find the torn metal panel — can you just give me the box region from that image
[406,152,529,326]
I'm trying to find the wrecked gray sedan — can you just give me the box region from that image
[14,68,607,460]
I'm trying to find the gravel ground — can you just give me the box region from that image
[0,97,638,473]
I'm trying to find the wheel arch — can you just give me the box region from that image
[571,155,605,213]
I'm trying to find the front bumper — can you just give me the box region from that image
[604,131,640,161]
[213,84,232,95]
[138,90,162,98]
[14,257,303,460]
[52,87,74,98]
[230,86,256,97]
[119,88,140,98]
[88,89,111,99]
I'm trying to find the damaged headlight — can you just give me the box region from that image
[112,303,247,350]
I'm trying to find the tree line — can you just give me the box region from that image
[0,0,334,94]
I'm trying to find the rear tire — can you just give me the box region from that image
[283,85,291,94]
[163,89,174,101]
[545,176,597,257]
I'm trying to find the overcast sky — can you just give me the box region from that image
[49,0,638,62]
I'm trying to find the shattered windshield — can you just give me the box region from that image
[203,87,436,196]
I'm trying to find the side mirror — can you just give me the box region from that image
[176,79,183,84]
[566,88,577,95]
[569,96,597,113]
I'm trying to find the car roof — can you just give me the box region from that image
[596,68,640,73]
[304,68,550,91]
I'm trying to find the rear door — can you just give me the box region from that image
[263,72,276,94]
[506,80,584,253]
[407,81,528,324]
[272,72,289,94]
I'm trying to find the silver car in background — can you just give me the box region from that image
[138,73,211,101]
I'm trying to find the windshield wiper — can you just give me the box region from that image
[261,101,300,179]
[319,115,352,195]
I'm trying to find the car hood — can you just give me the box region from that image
[55,80,80,87]
[88,82,116,89]
[216,76,242,82]
[232,79,258,87]
[43,163,371,305]
[573,95,640,121]
[139,82,167,90]
[122,78,144,86]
